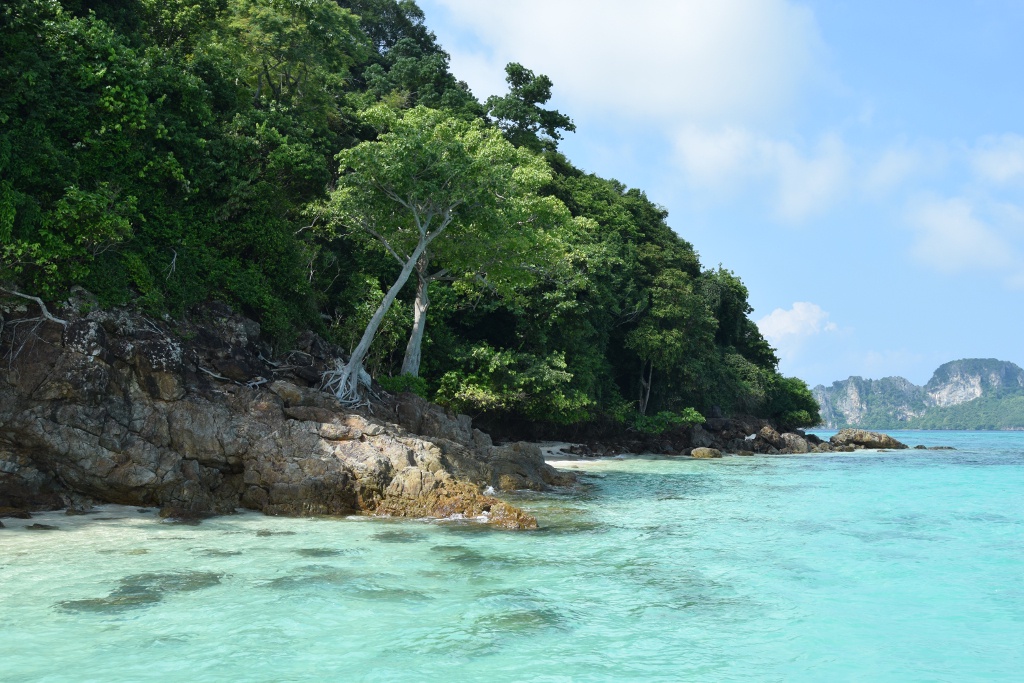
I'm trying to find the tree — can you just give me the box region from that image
[486,63,575,152]
[398,186,569,377]
[625,269,717,415]
[323,104,553,403]
[228,0,365,107]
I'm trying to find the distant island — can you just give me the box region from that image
[813,359,1024,430]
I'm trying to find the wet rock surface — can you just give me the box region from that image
[0,302,570,529]
[830,429,908,450]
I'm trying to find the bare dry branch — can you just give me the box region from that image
[0,288,68,326]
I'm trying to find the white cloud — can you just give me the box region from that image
[971,134,1024,184]
[429,0,824,123]
[673,128,849,220]
[907,197,1015,273]
[1005,270,1024,290]
[863,147,922,196]
[757,302,837,348]
[673,125,756,187]
[769,133,849,221]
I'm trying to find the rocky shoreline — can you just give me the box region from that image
[0,300,571,529]
[1,298,936,531]
[554,423,917,459]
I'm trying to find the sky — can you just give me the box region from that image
[416,0,1024,387]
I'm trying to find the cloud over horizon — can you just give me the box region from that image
[757,301,838,351]
[907,197,1014,274]
[673,127,850,221]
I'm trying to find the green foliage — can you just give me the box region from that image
[767,376,822,430]
[486,63,575,152]
[908,394,1024,430]
[629,408,705,435]
[377,372,428,397]
[330,105,554,255]
[435,343,592,424]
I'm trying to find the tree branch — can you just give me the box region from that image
[363,224,407,265]
[426,268,449,283]
[0,288,68,326]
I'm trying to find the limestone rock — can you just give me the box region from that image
[780,433,810,454]
[691,447,722,459]
[829,429,908,450]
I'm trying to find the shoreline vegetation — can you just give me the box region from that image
[0,0,820,439]
[0,302,913,528]
[3,0,908,526]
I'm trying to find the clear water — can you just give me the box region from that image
[2,431,1022,682]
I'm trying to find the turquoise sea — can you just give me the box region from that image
[2,430,1022,682]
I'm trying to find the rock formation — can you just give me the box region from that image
[829,429,908,450]
[0,302,572,528]
[813,359,1024,429]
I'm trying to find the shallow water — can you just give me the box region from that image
[2,431,1022,682]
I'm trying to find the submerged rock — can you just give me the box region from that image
[58,571,222,614]
[829,429,908,450]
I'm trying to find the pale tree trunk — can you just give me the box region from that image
[325,206,455,404]
[400,251,430,377]
[325,239,428,404]
[638,359,653,416]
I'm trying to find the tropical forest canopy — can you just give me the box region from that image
[0,0,820,432]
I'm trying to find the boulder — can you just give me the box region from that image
[691,447,722,459]
[829,429,908,450]
[690,424,715,448]
[757,425,786,450]
[780,433,810,454]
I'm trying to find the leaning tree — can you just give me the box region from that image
[323,104,555,403]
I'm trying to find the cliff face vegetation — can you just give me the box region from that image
[813,359,1024,430]
[0,0,819,434]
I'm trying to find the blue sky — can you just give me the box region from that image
[417,0,1024,387]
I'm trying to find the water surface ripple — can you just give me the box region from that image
[1,430,1021,681]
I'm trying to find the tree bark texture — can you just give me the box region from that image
[401,251,431,377]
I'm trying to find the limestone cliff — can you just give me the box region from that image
[813,359,1024,429]
[0,301,572,528]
